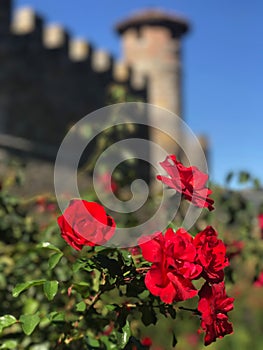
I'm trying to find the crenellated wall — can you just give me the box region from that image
[0,1,208,195]
[0,1,147,159]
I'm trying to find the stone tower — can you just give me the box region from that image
[116,10,189,170]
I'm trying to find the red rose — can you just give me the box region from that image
[57,199,116,250]
[254,271,263,287]
[198,282,234,346]
[258,214,263,230]
[194,226,229,283]
[98,172,118,194]
[157,155,214,211]
[139,228,202,304]
[141,337,152,346]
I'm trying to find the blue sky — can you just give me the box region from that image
[15,0,263,187]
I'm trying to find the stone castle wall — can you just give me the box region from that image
[0,1,146,156]
[0,0,148,195]
[0,1,208,195]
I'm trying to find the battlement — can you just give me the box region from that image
[69,38,92,61]
[43,24,69,50]
[92,49,113,73]
[11,7,42,35]
[113,61,130,83]
[0,1,147,151]
[7,4,147,93]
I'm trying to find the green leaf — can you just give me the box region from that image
[0,340,18,349]
[48,311,65,323]
[168,222,178,230]
[0,315,17,333]
[23,298,39,315]
[12,280,46,297]
[19,313,40,335]
[122,321,131,346]
[86,337,100,348]
[72,259,94,273]
[119,250,132,266]
[100,336,116,350]
[94,246,108,253]
[48,252,63,269]
[76,301,86,312]
[72,259,85,273]
[105,304,117,312]
[37,242,62,253]
[73,281,90,296]
[116,321,131,349]
[138,290,149,300]
[43,281,58,301]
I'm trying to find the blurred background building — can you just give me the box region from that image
[0,0,208,194]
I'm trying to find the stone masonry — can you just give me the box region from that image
[116,10,189,168]
[0,1,207,195]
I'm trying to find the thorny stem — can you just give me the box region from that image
[123,266,149,282]
[135,267,150,273]
[87,290,103,310]
[85,268,149,306]
[20,193,56,205]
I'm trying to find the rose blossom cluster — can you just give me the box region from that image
[139,226,234,345]
[57,155,234,346]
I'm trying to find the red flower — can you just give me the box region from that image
[98,172,118,194]
[254,271,263,287]
[258,214,263,230]
[186,333,199,347]
[157,155,214,211]
[194,226,229,283]
[102,322,114,336]
[139,228,202,304]
[141,337,152,346]
[198,282,234,346]
[36,196,57,213]
[57,199,116,250]
[129,246,140,256]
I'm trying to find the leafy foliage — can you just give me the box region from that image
[0,159,262,349]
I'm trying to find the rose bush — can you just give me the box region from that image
[56,155,233,347]
[0,154,240,349]
[0,84,262,349]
